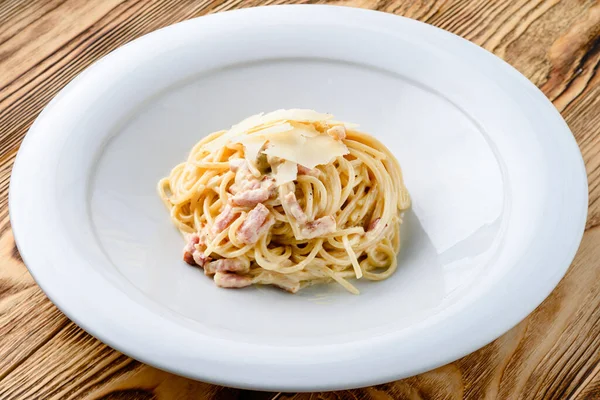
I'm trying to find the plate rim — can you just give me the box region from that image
[9,4,588,391]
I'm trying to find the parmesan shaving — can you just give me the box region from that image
[249,122,294,137]
[238,136,267,162]
[263,134,349,170]
[274,160,298,185]
[203,110,332,151]
[232,123,295,162]
[288,122,320,137]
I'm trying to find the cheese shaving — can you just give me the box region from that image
[204,110,332,151]
[288,122,320,137]
[232,123,295,162]
[237,136,267,163]
[263,134,349,170]
[249,122,294,137]
[274,160,298,185]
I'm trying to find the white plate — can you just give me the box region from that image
[10,5,587,391]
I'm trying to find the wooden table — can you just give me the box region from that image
[0,0,598,398]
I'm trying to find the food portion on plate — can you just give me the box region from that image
[158,109,410,294]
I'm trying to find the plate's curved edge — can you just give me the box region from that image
[9,5,589,391]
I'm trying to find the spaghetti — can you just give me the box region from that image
[158,110,410,294]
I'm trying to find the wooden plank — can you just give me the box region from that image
[0,221,69,381]
[0,322,276,399]
[0,0,598,398]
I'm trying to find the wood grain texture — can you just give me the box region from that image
[0,0,598,399]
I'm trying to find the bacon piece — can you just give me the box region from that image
[211,204,239,235]
[299,216,336,239]
[193,251,210,267]
[327,125,346,140]
[229,159,257,193]
[236,171,262,191]
[182,234,200,265]
[297,164,320,177]
[232,188,271,207]
[238,203,275,244]
[230,180,259,194]
[213,272,253,288]
[261,176,277,195]
[229,157,276,205]
[182,233,210,267]
[368,217,381,231]
[283,192,308,224]
[231,177,276,207]
[204,258,249,276]
[183,251,195,266]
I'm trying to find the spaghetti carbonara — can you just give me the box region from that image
[158,109,410,294]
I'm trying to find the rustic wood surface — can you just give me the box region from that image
[0,0,598,398]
